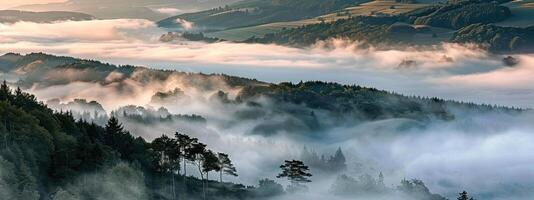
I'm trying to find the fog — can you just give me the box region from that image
[1,19,534,108]
[1,19,534,199]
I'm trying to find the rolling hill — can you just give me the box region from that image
[14,0,241,21]
[205,0,429,41]
[157,0,368,31]
[0,52,520,135]
[0,10,94,23]
[230,0,534,53]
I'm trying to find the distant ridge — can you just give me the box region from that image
[0,10,95,23]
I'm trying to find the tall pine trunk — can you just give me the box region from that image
[183,157,187,199]
[206,172,210,200]
[172,171,175,200]
[197,163,206,200]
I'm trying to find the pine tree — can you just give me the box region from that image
[175,132,198,176]
[0,80,12,102]
[458,191,474,200]
[378,172,384,187]
[277,160,312,192]
[328,147,347,171]
[216,153,238,182]
[189,142,208,200]
[105,116,124,148]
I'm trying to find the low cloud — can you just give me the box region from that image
[1,19,533,108]
[2,19,534,199]
[155,8,183,15]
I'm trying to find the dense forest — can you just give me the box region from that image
[0,52,509,199]
[451,23,534,53]
[406,0,511,29]
[0,81,482,200]
[0,80,267,200]
[0,52,522,138]
[244,16,400,46]
[241,0,533,52]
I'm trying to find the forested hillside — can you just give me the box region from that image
[406,0,511,29]
[1,53,521,137]
[157,0,366,30]
[451,23,534,53]
[245,16,400,46]
[0,81,258,199]
[234,0,534,52]
[0,52,513,199]
[245,0,519,48]
[0,79,472,200]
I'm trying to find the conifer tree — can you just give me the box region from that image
[216,153,238,182]
[277,160,312,192]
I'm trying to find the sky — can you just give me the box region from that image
[0,0,66,9]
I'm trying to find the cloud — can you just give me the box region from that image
[1,19,534,109]
[3,19,534,199]
[155,8,183,15]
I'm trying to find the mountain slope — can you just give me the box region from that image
[14,0,241,21]
[0,10,94,23]
[1,53,521,137]
[157,0,367,30]
[244,0,527,52]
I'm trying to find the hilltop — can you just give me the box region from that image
[1,53,521,137]
[157,0,367,30]
[159,0,534,53]
[0,10,94,23]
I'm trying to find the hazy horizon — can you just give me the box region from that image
[0,0,67,10]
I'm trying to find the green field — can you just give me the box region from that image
[205,0,430,41]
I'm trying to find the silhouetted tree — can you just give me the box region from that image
[458,191,474,200]
[189,141,208,199]
[151,134,180,200]
[217,152,238,182]
[0,80,11,102]
[175,132,197,176]
[277,160,312,192]
[328,147,346,171]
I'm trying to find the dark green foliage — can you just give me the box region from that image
[244,0,514,47]
[0,83,252,199]
[407,0,511,29]
[238,81,455,122]
[182,32,221,43]
[276,160,312,188]
[247,16,400,46]
[451,24,534,52]
[457,191,475,200]
[116,106,207,125]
